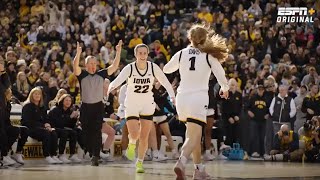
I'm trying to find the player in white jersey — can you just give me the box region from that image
[107,44,175,173]
[163,24,229,180]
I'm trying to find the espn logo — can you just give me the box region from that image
[277,7,315,23]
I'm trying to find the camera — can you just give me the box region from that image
[304,120,316,131]
[282,131,289,136]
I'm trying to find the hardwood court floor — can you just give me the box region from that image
[1,160,320,180]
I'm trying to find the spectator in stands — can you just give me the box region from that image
[269,85,296,131]
[12,72,30,102]
[1,88,29,165]
[21,87,61,164]
[48,88,67,109]
[294,85,308,132]
[222,78,242,146]
[0,64,12,165]
[264,124,303,162]
[301,66,319,87]
[301,84,320,121]
[48,94,82,163]
[248,84,269,158]
[27,63,39,87]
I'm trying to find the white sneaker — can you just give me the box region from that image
[203,152,215,161]
[100,151,110,160]
[52,156,63,164]
[217,153,228,160]
[12,153,24,164]
[83,152,91,161]
[69,154,82,163]
[59,154,71,163]
[2,156,16,166]
[251,152,261,158]
[219,144,231,151]
[264,154,272,161]
[152,152,168,162]
[45,156,58,164]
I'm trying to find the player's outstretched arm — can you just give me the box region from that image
[73,42,82,76]
[163,50,180,74]
[107,40,123,76]
[153,63,175,101]
[107,64,130,96]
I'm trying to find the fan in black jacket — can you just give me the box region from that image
[0,88,29,165]
[247,85,269,157]
[0,64,11,165]
[221,79,242,146]
[48,94,82,163]
[21,87,59,164]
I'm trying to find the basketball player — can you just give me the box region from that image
[163,24,229,180]
[107,44,175,173]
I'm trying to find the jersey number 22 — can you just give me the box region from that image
[134,85,149,93]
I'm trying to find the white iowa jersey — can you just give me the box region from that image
[126,61,155,101]
[163,46,229,94]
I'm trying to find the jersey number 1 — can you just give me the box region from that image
[189,57,196,71]
[134,85,149,93]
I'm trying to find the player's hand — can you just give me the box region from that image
[116,40,123,52]
[76,42,82,54]
[170,97,176,106]
[220,90,229,99]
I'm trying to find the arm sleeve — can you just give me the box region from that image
[208,55,229,92]
[118,84,127,105]
[153,63,175,98]
[97,69,109,79]
[269,97,275,116]
[108,65,130,93]
[76,70,87,82]
[48,108,59,128]
[163,51,180,74]
[247,96,254,111]
[289,98,297,118]
[301,97,307,113]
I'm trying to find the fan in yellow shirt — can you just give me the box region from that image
[198,4,213,23]
[128,33,143,49]
[31,0,45,17]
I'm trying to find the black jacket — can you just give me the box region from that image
[301,93,320,121]
[21,102,48,129]
[0,72,10,129]
[48,104,77,129]
[222,90,242,119]
[248,93,269,121]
